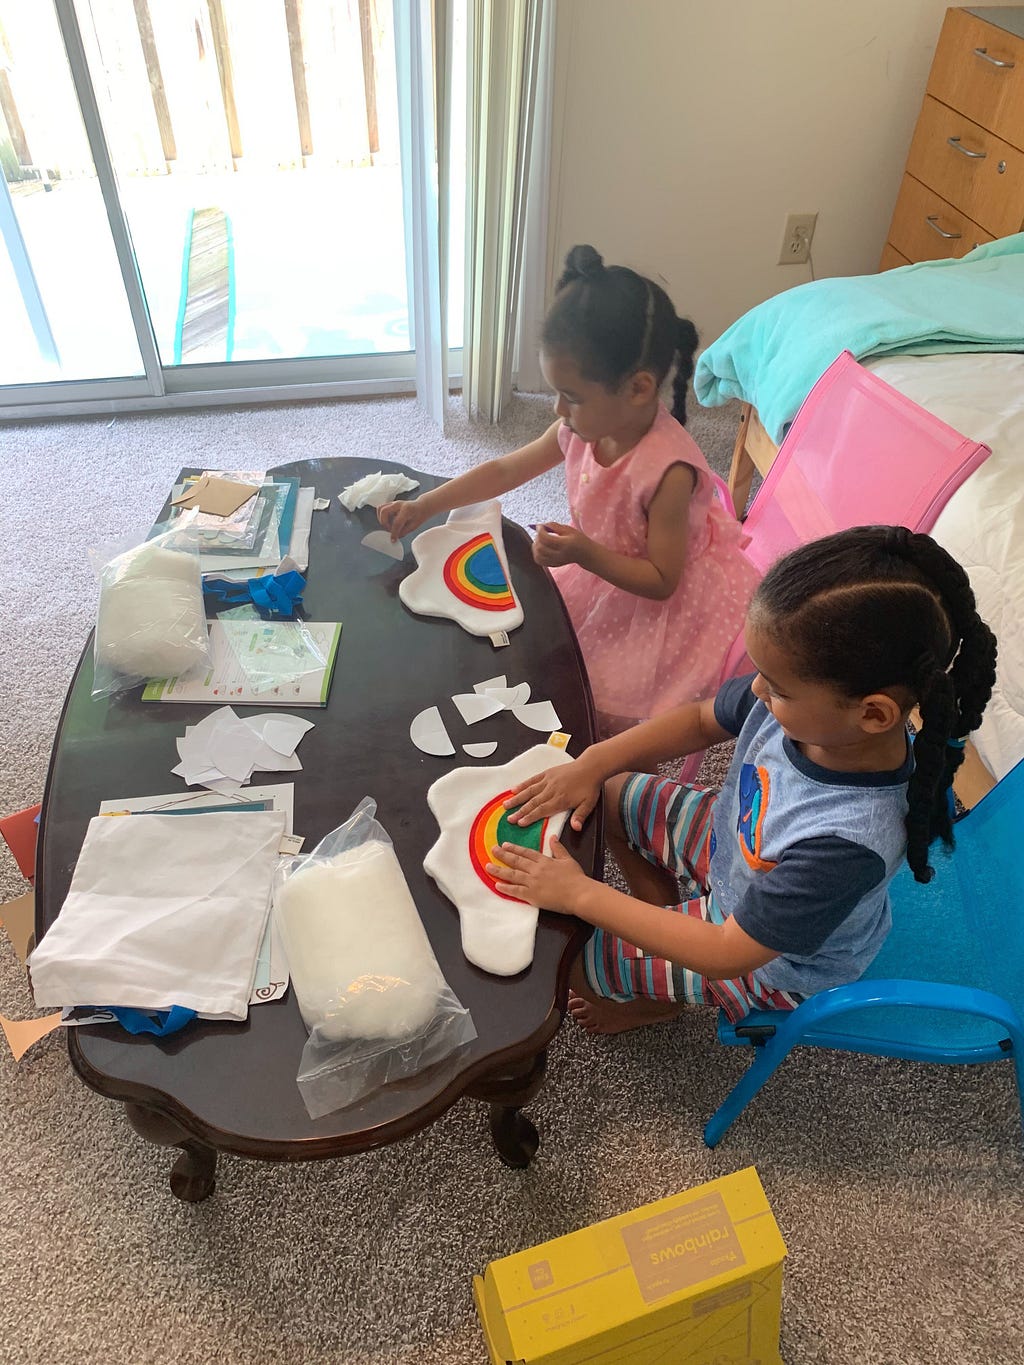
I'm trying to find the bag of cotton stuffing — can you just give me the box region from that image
[91,523,210,698]
[272,797,476,1118]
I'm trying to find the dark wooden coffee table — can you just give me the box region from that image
[36,457,601,1201]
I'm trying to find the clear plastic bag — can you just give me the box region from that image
[91,523,210,699]
[273,798,476,1118]
[218,619,326,694]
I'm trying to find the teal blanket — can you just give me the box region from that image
[694,233,1024,443]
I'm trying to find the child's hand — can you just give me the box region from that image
[532,522,591,569]
[378,497,429,541]
[504,757,601,831]
[486,838,588,915]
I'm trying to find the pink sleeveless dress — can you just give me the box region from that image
[551,404,760,729]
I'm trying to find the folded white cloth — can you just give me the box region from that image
[337,471,419,511]
[29,810,286,1019]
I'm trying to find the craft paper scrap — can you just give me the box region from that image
[0,1012,62,1062]
[424,744,574,975]
[452,692,505,725]
[474,675,506,694]
[411,706,456,757]
[338,470,420,510]
[512,700,561,732]
[400,500,524,638]
[172,707,313,792]
[0,890,35,966]
[485,683,531,708]
[170,474,257,518]
[463,742,498,759]
[361,530,406,560]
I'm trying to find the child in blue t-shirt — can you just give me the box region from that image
[488,526,997,1032]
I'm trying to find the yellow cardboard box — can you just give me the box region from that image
[473,1166,785,1365]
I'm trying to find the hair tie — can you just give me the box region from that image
[947,737,966,749]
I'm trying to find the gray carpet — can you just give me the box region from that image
[1,392,1021,1365]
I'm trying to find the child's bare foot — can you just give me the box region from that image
[567,988,684,1035]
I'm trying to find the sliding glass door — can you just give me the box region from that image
[0,0,461,413]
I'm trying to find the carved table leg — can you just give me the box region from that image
[124,1102,218,1202]
[467,1050,548,1170]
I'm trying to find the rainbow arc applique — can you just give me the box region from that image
[443,533,516,612]
[424,744,573,975]
[400,501,524,636]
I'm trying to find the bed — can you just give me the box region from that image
[695,240,1024,803]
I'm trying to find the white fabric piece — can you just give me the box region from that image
[95,541,209,680]
[463,742,498,758]
[474,675,506,694]
[29,810,286,1018]
[400,500,524,637]
[864,352,1024,779]
[424,744,574,975]
[274,840,444,1041]
[338,471,420,511]
[361,530,406,560]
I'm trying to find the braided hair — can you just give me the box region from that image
[541,244,699,425]
[753,525,997,883]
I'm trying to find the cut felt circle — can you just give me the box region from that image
[463,741,498,759]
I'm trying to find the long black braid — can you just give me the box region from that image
[543,244,700,426]
[754,525,997,883]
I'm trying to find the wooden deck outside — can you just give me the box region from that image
[0,0,397,183]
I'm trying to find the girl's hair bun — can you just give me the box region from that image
[558,244,604,290]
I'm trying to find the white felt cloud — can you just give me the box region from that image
[399,501,524,637]
[424,744,574,975]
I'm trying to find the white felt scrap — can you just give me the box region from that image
[512,699,562,732]
[424,744,574,975]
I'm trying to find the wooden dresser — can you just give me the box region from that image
[881,5,1024,268]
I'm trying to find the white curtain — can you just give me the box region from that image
[394,0,448,427]
[463,0,546,424]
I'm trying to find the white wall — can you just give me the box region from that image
[544,0,1022,345]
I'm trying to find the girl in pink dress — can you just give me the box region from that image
[380,245,760,735]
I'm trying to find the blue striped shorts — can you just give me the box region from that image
[582,773,803,1023]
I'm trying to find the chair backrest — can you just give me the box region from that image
[741,350,991,575]
[829,753,1024,1052]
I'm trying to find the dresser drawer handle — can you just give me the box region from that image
[947,135,987,160]
[926,215,962,240]
[974,46,1015,69]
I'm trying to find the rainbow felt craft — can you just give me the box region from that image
[424,744,573,975]
[400,502,524,637]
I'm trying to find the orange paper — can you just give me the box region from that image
[0,1012,62,1062]
[0,890,35,966]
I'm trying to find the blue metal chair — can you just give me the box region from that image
[705,754,1024,1148]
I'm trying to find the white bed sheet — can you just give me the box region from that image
[864,352,1024,781]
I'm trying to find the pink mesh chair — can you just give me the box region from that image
[679,350,991,784]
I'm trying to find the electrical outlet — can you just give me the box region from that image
[778,212,817,265]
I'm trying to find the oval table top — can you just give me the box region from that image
[36,456,601,1160]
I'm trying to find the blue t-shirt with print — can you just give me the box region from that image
[711,674,913,996]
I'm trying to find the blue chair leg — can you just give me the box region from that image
[703,1029,801,1147]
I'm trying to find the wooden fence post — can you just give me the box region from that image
[131,0,177,165]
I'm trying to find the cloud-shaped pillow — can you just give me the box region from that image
[399,501,524,637]
[424,744,574,975]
